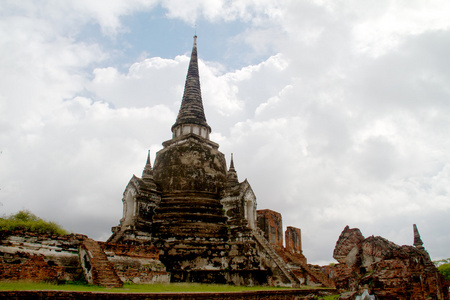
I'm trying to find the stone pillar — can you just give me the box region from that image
[285,226,302,254]
[257,209,283,248]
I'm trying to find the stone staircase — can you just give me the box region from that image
[299,262,335,288]
[253,230,300,288]
[79,238,123,288]
[276,248,335,288]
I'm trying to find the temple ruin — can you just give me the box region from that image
[106,36,309,287]
[0,37,448,299]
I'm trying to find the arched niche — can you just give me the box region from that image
[122,188,136,226]
[244,189,256,229]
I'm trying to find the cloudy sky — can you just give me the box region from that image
[1,0,450,265]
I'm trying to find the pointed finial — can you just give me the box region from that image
[413,224,424,249]
[142,150,153,180]
[227,153,239,186]
[146,150,151,167]
[229,153,235,171]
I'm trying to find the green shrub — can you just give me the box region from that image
[0,210,68,235]
[438,263,450,281]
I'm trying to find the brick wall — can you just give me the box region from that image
[99,241,170,284]
[99,242,160,259]
[0,230,84,282]
[0,230,170,285]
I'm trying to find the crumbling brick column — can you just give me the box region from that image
[285,226,302,254]
[257,209,283,248]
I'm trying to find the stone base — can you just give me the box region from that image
[170,269,269,286]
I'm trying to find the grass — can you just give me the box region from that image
[321,295,340,300]
[0,281,307,293]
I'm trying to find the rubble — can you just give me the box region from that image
[331,225,449,300]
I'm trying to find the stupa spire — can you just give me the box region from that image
[229,153,236,171]
[227,153,239,186]
[142,150,153,179]
[171,36,211,139]
[413,224,424,249]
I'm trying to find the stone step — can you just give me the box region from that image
[165,243,227,248]
[157,199,224,209]
[299,263,335,288]
[79,238,123,288]
[154,224,228,238]
[161,192,221,199]
[153,212,227,223]
[155,231,228,240]
[156,206,225,215]
[253,231,299,288]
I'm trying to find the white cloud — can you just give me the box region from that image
[1,0,450,265]
[351,0,450,57]
[0,0,169,238]
[161,0,282,24]
[89,56,188,108]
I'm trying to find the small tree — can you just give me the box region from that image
[0,210,68,235]
[438,263,450,281]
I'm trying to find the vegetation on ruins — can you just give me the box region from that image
[434,258,450,281]
[0,210,68,235]
[438,263,450,281]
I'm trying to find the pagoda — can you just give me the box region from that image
[108,36,303,286]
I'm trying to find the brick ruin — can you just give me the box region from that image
[0,230,170,286]
[0,230,84,283]
[0,36,448,298]
[255,209,334,287]
[330,225,449,299]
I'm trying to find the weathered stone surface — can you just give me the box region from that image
[221,179,257,230]
[154,136,227,194]
[360,235,399,268]
[413,223,424,249]
[99,242,170,284]
[0,230,85,283]
[285,226,302,255]
[333,225,365,265]
[254,215,332,288]
[79,238,123,288]
[257,209,283,249]
[171,35,210,134]
[0,230,170,286]
[331,226,449,300]
[107,165,161,244]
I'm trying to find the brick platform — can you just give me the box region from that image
[0,289,337,300]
